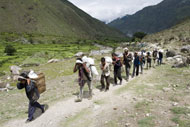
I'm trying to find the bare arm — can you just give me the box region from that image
[83,63,90,73]
[73,64,78,73]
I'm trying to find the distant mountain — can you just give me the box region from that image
[0,0,124,39]
[108,0,190,36]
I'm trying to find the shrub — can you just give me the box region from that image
[132,32,147,41]
[4,45,17,56]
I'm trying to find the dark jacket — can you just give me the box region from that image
[159,52,163,59]
[123,53,133,67]
[113,58,122,70]
[17,80,39,103]
[134,56,140,66]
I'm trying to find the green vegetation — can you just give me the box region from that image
[109,0,190,35]
[138,116,155,127]
[143,19,190,48]
[0,0,124,39]
[4,45,17,56]
[170,107,190,115]
[0,41,98,72]
[135,100,152,113]
[171,116,190,127]
[132,32,147,41]
[171,107,190,127]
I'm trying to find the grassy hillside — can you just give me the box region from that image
[0,0,124,39]
[108,0,190,36]
[142,19,190,49]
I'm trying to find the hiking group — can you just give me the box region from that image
[16,47,164,122]
[73,47,164,102]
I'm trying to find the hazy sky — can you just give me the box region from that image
[68,0,163,23]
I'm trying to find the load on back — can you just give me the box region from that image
[28,70,46,94]
[82,56,99,76]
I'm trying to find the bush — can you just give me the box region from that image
[4,45,17,56]
[0,71,6,76]
[132,32,147,41]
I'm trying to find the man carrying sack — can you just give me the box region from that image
[17,72,45,123]
[73,58,92,102]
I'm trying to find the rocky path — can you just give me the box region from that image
[4,64,187,127]
[3,67,150,127]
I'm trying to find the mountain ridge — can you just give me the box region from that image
[108,0,190,36]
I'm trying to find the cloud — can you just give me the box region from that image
[68,0,163,23]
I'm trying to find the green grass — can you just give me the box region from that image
[0,42,99,73]
[170,107,190,115]
[171,116,190,127]
[138,116,155,127]
[170,106,190,127]
[118,64,190,93]
[135,100,152,113]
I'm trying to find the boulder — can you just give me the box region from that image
[115,51,123,58]
[0,80,6,88]
[167,55,189,68]
[166,57,175,63]
[166,50,176,57]
[47,59,60,63]
[74,52,84,57]
[90,50,102,56]
[100,49,112,54]
[181,45,190,53]
[172,63,187,68]
[10,65,22,75]
[6,83,14,90]
[162,87,171,92]
[0,88,8,92]
[115,47,122,51]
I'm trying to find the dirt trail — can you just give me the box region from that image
[3,69,153,127]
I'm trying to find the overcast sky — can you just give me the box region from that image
[68,0,163,23]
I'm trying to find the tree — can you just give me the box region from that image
[132,32,147,41]
[4,45,17,56]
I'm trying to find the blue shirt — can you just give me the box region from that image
[134,56,140,66]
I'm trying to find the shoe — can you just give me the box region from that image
[100,87,105,91]
[75,98,82,102]
[105,88,109,92]
[119,81,122,85]
[42,104,49,113]
[41,105,45,113]
[25,118,33,123]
